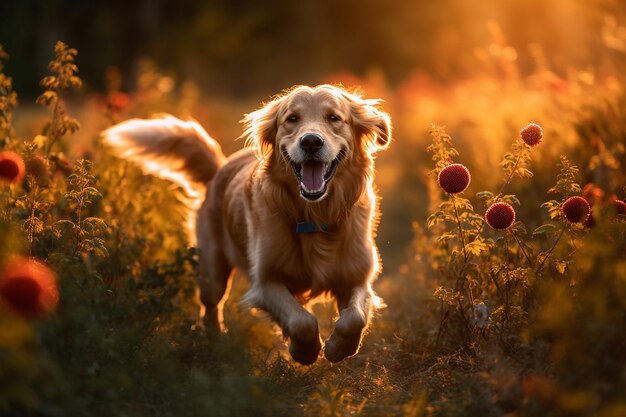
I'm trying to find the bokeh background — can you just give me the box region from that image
[1,1,626,416]
[2,0,624,95]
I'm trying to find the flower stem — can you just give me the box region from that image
[451,194,468,262]
[497,142,524,198]
[472,142,526,242]
[2,185,11,222]
[510,230,534,268]
[535,223,566,275]
[490,267,503,298]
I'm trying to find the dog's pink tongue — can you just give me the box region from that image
[301,160,325,192]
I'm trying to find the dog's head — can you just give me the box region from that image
[243,85,391,202]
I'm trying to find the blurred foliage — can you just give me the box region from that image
[1,7,626,413]
[0,42,277,417]
[0,44,18,149]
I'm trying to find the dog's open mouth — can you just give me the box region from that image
[291,159,339,201]
[281,147,346,201]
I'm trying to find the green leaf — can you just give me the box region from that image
[82,217,108,233]
[427,212,442,228]
[533,224,557,236]
[24,218,44,234]
[519,168,534,178]
[454,197,473,211]
[54,219,75,228]
[36,90,58,105]
[90,238,109,258]
[438,232,456,243]
[476,191,494,200]
[465,237,491,256]
[502,194,521,205]
[511,221,527,236]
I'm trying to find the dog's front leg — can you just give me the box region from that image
[324,285,373,362]
[250,281,322,365]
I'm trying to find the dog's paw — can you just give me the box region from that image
[289,336,322,365]
[286,315,322,365]
[324,310,366,362]
[324,331,362,363]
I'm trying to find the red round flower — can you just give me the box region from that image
[485,202,516,230]
[0,151,26,184]
[615,199,626,216]
[561,196,591,223]
[438,164,471,194]
[0,258,59,318]
[520,123,543,147]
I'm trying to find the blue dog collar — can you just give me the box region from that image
[296,222,332,234]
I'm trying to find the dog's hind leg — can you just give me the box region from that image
[198,247,233,332]
[324,285,373,362]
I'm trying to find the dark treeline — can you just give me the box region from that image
[0,0,620,97]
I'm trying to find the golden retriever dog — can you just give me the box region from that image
[103,84,391,364]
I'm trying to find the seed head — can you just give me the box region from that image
[615,199,626,216]
[0,258,59,319]
[0,151,26,184]
[561,196,591,223]
[485,202,516,230]
[520,123,543,147]
[438,163,471,194]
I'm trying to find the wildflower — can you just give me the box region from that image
[473,303,490,328]
[0,257,59,318]
[615,199,626,216]
[0,151,25,184]
[561,196,591,223]
[485,202,516,230]
[520,123,543,147]
[438,163,471,194]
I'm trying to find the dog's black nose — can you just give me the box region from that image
[300,134,324,154]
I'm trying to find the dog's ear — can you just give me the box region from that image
[346,94,392,154]
[242,98,282,159]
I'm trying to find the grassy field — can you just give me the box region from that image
[1,39,626,417]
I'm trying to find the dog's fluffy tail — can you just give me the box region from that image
[103,114,226,243]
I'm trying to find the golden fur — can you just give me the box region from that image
[103,85,392,364]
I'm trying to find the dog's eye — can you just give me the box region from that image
[327,114,341,122]
[286,114,299,123]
